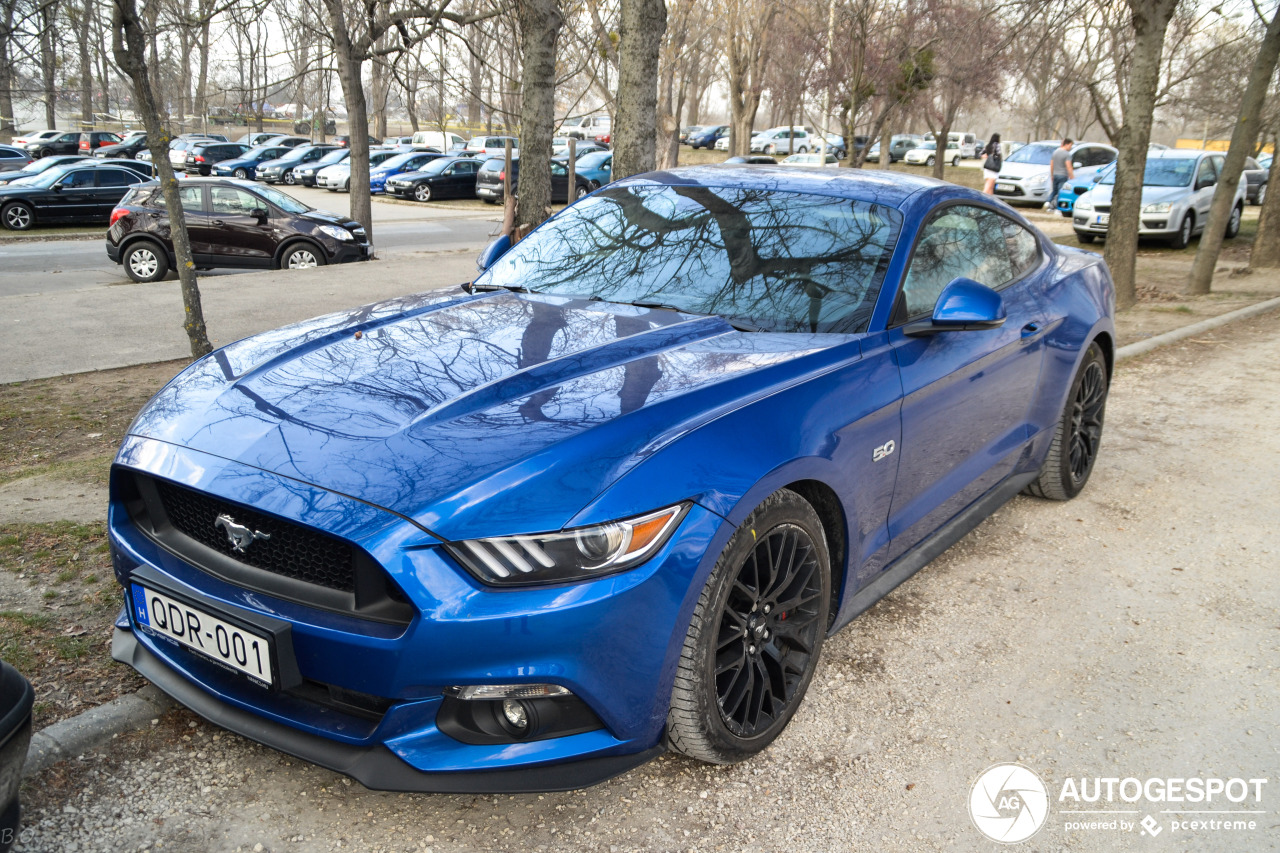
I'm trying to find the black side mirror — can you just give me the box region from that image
[250,207,268,224]
[904,278,1007,336]
[52,182,63,192]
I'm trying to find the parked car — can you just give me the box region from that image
[385,135,414,147]
[23,130,82,158]
[466,135,519,158]
[679,125,703,144]
[333,134,381,149]
[689,125,729,149]
[818,133,848,159]
[77,131,124,154]
[0,161,149,230]
[369,149,443,193]
[212,145,293,180]
[184,142,251,176]
[1243,156,1268,205]
[1072,148,1246,248]
[552,142,609,162]
[903,139,962,167]
[782,152,838,166]
[0,145,32,172]
[723,155,778,164]
[1055,169,1107,216]
[107,178,371,280]
[296,148,350,186]
[560,115,611,140]
[750,127,812,155]
[258,144,341,185]
[992,140,1117,207]
[94,133,152,159]
[574,150,613,188]
[863,135,924,163]
[385,156,483,202]
[474,157,592,203]
[167,136,220,170]
[1,660,33,853]
[105,166,1114,793]
[89,158,156,180]
[11,129,60,147]
[315,149,402,191]
[237,132,284,147]
[0,154,89,186]
[410,131,467,151]
[294,116,337,135]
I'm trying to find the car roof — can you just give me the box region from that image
[615,164,942,208]
[1148,148,1209,160]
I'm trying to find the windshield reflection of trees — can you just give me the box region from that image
[479,184,901,334]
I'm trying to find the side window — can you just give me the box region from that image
[1196,158,1217,186]
[551,161,567,176]
[151,186,206,209]
[209,187,261,215]
[61,170,96,188]
[899,205,1019,318]
[97,169,138,187]
[1002,219,1041,280]
[1209,156,1225,179]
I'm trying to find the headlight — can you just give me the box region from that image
[1142,202,1172,214]
[1027,174,1048,188]
[317,224,353,241]
[448,504,687,586]
[1074,199,1093,212]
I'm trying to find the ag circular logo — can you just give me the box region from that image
[969,763,1050,843]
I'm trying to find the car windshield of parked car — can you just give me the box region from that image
[476,184,902,334]
[250,184,310,214]
[1098,158,1195,188]
[578,151,611,169]
[411,158,452,176]
[1006,143,1056,165]
[315,150,349,167]
[380,151,428,171]
[25,166,78,188]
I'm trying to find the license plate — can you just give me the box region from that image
[996,183,1014,193]
[133,584,275,686]
[1096,214,1110,225]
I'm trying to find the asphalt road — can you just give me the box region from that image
[11,311,1279,852]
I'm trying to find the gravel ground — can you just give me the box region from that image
[13,313,1280,853]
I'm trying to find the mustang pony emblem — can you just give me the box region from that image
[214,513,271,553]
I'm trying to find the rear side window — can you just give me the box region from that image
[151,186,206,210]
[97,169,141,187]
[209,186,261,215]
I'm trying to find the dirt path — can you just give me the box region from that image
[14,314,1280,853]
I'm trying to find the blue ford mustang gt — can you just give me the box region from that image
[108,166,1114,792]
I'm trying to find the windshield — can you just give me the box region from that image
[26,166,77,188]
[17,158,74,176]
[252,184,311,214]
[919,141,937,150]
[1100,157,1196,188]
[379,151,427,170]
[1006,143,1056,165]
[315,150,349,166]
[476,185,902,334]
[578,152,611,169]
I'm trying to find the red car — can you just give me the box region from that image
[79,131,123,152]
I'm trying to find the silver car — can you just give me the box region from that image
[1072,149,1247,248]
[992,140,1117,206]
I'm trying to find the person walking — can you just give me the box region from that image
[1046,138,1075,211]
[980,133,1002,195]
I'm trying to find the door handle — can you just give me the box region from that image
[1021,322,1041,337]
[212,219,225,226]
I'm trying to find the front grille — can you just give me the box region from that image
[154,478,356,593]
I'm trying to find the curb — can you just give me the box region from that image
[16,291,1280,778]
[1116,295,1280,361]
[23,684,175,778]
[0,232,101,244]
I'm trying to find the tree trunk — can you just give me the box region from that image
[327,4,374,238]
[515,0,562,231]
[1188,6,1280,292]
[77,0,91,124]
[111,0,211,358]
[1103,0,1181,312]
[0,0,16,142]
[931,113,953,180]
[195,14,211,115]
[1251,133,1280,267]
[39,0,58,128]
[614,0,665,179]
[879,124,891,170]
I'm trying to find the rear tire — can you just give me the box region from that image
[951,155,960,167]
[667,489,830,765]
[1024,342,1108,501]
[1257,183,1267,206]
[123,241,169,283]
[575,184,590,199]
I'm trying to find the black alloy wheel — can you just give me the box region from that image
[668,489,830,764]
[1025,341,1108,500]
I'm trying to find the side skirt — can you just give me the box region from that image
[831,471,1037,632]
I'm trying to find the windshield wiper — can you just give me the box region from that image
[600,298,763,332]
[470,282,533,293]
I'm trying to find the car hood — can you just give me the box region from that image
[318,164,351,176]
[995,161,1051,179]
[296,209,361,229]
[125,288,848,540]
[1079,184,1190,206]
[258,157,294,169]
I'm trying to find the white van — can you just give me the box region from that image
[948,132,979,158]
[410,130,467,152]
[559,115,611,140]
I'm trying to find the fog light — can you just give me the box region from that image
[502,699,529,731]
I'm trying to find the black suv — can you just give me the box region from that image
[184,142,251,176]
[475,157,592,204]
[95,133,150,159]
[23,131,81,158]
[106,178,371,281]
[79,131,123,154]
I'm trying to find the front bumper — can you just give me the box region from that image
[107,437,726,790]
[993,179,1049,204]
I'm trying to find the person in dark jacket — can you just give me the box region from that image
[981,133,1002,195]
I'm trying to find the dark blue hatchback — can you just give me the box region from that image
[108,166,1115,791]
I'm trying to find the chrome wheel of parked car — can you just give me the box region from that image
[668,489,829,764]
[1,201,33,231]
[282,169,297,185]
[123,241,169,283]
[1169,213,1193,249]
[284,245,324,269]
[1025,342,1108,501]
[414,184,432,202]
[233,168,248,179]
[576,184,590,199]
[925,155,935,166]
[951,155,960,167]
[1225,204,1242,239]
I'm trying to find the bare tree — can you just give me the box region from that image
[513,0,561,230]
[1251,128,1280,266]
[1188,6,1280,293]
[612,0,664,179]
[111,0,211,357]
[723,0,776,155]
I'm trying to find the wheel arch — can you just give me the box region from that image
[118,232,174,265]
[781,479,848,630]
[274,236,326,268]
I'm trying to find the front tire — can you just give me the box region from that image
[413,184,433,202]
[2,201,34,231]
[1075,231,1096,244]
[282,243,326,269]
[925,155,935,166]
[282,169,297,185]
[1025,342,1108,501]
[952,155,960,167]
[575,184,590,199]
[123,241,169,282]
[1257,183,1267,206]
[1225,203,1242,239]
[667,489,830,765]
[1169,213,1193,249]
